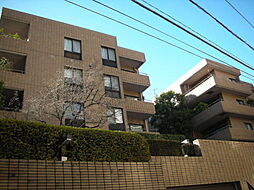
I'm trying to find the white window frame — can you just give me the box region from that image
[104,75,120,98]
[64,38,81,54]
[101,47,116,62]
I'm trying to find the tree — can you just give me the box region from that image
[27,68,112,128]
[0,57,13,71]
[0,28,21,39]
[192,102,208,115]
[0,57,13,112]
[153,91,193,139]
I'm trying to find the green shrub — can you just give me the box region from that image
[0,119,151,162]
[138,133,185,142]
[147,139,182,156]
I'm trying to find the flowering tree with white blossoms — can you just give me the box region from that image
[27,67,112,128]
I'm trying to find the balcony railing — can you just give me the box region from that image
[124,95,141,101]
[207,98,223,107]
[125,98,155,117]
[121,68,148,76]
[216,77,253,96]
[121,70,150,92]
[185,75,213,94]
[205,125,231,138]
[193,98,254,128]
[5,68,25,74]
[192,100,224,128]
[206,126,231,140]
[185,75,216,97]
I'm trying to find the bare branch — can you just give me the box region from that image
[25,66,111,128]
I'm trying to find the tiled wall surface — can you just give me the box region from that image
[152,140,254,189]
[0,140,254,189]
[0,160,165,189]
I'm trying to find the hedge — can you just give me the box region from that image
[0,119,151,162]
[147,139,182,156]
[138,133,185,142]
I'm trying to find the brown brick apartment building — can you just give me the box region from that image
[0,8,155,132]
[1,8,254,190]
[167,59,254,141]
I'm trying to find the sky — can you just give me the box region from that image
[1,0,254,101]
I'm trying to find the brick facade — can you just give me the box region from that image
[0,8,155,132]
[0,140,253,189]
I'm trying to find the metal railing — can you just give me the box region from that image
[121,68,148,76]
[184,75,213,95]
[207,98,223,108]
[124,96,153,103]
[206,125,231,138]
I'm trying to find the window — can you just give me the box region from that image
[228,78,238,82]
[64,67,83,86]
[107,108,125,131]
[64,38,81,60]
[244,122,253,130]
[101,47,117,68]
[236,99,245,105]
[1,88,24,111]
[104,75,121,98]
[129,124,144,132]
[64,102,85,127]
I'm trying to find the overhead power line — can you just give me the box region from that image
[139,0,250,68]
[90,1,229,66]
[189,0,254,52]
[224,0,254,29]
[90,0,254,79]
[64,0,203,59]
[64,0,254,81]
[131,0,254,71]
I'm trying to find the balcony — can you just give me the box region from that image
[1,88,24,112]
[185,75,216,100]
[0,17,29,40]
[118,47,145,69]
[0,51,26,74]
[192,100,254,130]
[192,100,225,130]
[229,127,254,141]
[124,99,155,119]
[222,101,254,118]
[204,119,254,141]
[121,70,150,92]
[0,35,29,53]
[185,74,253,107]
[215,77,253,96]
[207,127,231,140]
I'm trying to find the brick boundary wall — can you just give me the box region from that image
[0,140,254,189]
